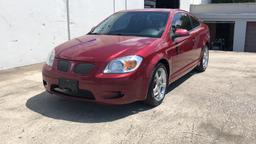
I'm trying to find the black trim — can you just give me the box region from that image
[51,85,95,100]
[57,60,70,72]
[74,63,95,75]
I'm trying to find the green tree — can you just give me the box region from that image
[212,0,256,3]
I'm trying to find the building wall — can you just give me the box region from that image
[69,0,114,38]
[191,3,256,52]
[70,0,144,38]
[180,0,211,11]
[0,0,68,70]
[0,0,144,70]
[191,2,256,14]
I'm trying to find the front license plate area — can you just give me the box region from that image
[58,78,78,94]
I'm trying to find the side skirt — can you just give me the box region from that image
[169,60,200,84]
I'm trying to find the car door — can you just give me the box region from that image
[170,12,194,76]
[188,15,202,62]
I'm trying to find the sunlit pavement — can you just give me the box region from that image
[0,51,256,144]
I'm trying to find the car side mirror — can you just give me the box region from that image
[174,28,190,38]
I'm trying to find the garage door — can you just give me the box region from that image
[245,22,256,52]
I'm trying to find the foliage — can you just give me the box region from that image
[212,0,256,3]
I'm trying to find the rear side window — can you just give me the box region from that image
[190,16,200,29]
[171,13,192,33]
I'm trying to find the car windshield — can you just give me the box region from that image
[89,11,169,38]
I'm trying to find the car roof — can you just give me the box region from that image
[119,8,185,13]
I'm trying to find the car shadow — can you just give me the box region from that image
[166,70,199,93]
[26,93,152,123]
[26,70,198,123]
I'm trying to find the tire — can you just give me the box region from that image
[196,45,209,72]
[145,63,168,107]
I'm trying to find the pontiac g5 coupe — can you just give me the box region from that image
[43,9,210,107]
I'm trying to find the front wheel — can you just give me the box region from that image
[196,45,209,72]
[145,63,168,107]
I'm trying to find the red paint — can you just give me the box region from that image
[174,28,190,37]
[42,9,210,105]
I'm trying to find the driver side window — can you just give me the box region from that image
[170,12,192,37]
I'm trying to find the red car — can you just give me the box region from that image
[43,9,210,107]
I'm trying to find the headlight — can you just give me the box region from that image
[104,55,143,73]
[46,50,55,66]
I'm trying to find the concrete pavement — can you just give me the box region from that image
[0,51,256,144]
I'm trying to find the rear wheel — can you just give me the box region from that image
[196,45,209,72]
[145,63,168,107]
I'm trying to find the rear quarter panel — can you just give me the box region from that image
[194,23,210,60]
[200,23,210,52]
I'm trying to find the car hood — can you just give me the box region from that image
[55,35,157,62]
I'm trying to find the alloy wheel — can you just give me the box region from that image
[153,67,167,101]
[202,46,209,69]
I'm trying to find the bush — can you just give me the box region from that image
[212,0,256,3]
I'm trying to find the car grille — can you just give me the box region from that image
[74,63,94,75]
[57,60,70,72]
[51,85,95,100]
[57,59,94,75]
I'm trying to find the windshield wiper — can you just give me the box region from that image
[107,33,127,36]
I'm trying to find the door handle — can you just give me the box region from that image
[192,38,196,49]
[176,46,181,54]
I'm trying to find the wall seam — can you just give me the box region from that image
[125,0,127,10]
[233,20,247,52]
[66,0,71,40]
[113,0,115,13]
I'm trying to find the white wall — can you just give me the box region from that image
[0,0,68,70]
[69,0,144,38]
[0,0,144,70]
[180,0,211,11]
[115,0,126,12]
[180,0,191,11]
[127,0,145,10]
[69,0,114,38]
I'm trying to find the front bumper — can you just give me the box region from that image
[42,64,148,105]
